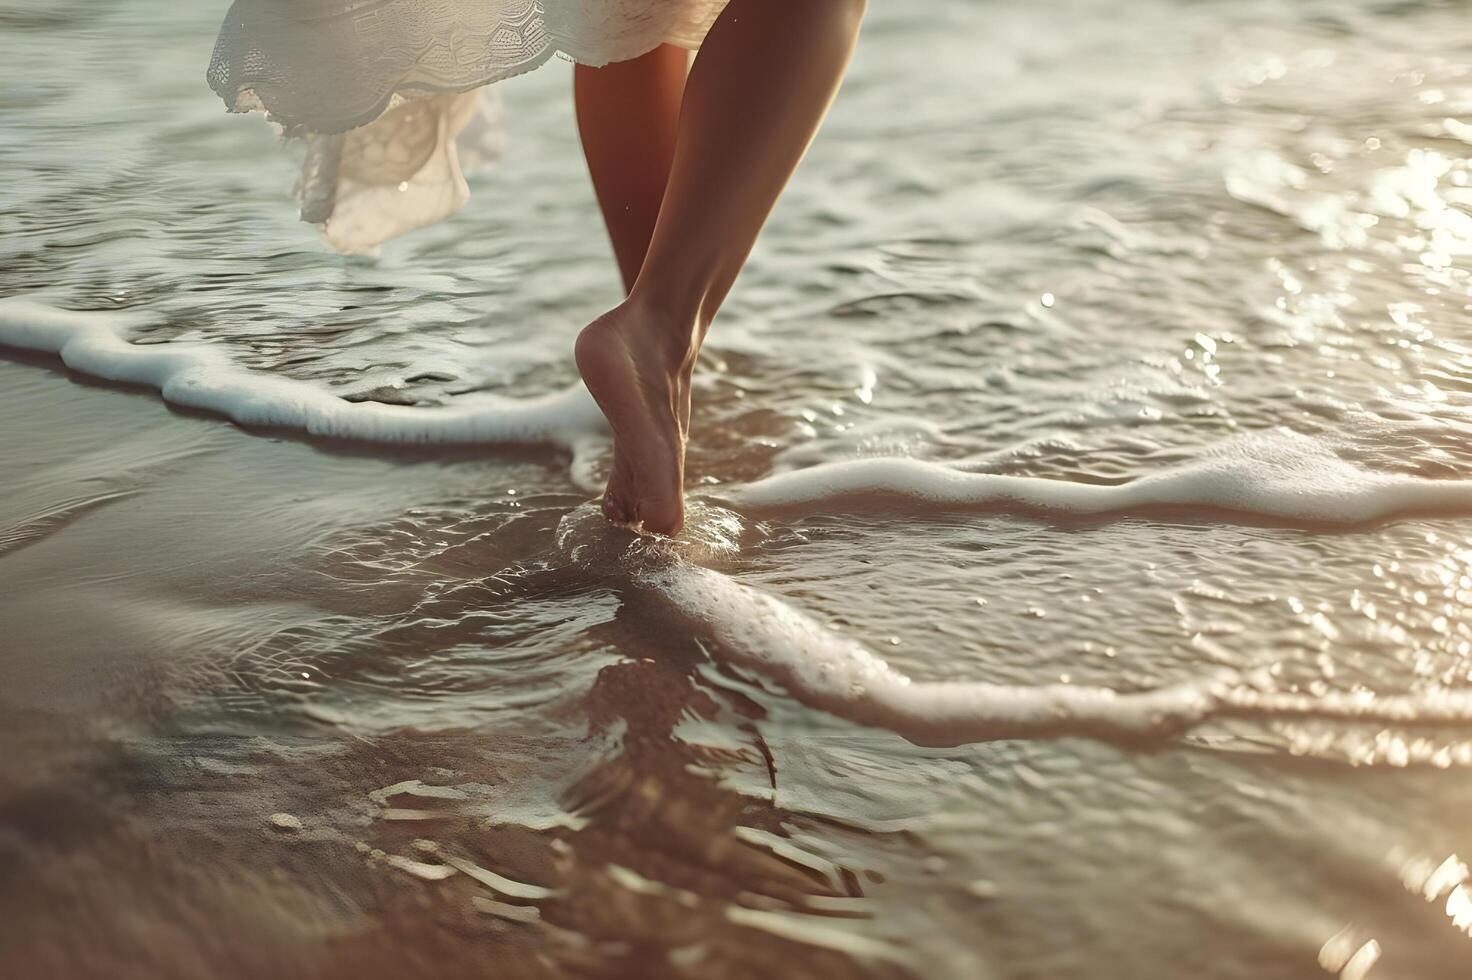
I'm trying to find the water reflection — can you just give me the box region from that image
[301,600,912,977]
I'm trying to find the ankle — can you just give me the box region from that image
[615,291,704,376]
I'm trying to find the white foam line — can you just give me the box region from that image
[1215,687,1472,725]
[18,299,1467,745]
[0,300,609,464]
[637,560,1472,745]
[14,302,1468,528]
[724,444,1472,525]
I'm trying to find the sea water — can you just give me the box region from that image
[4,0,1472,977]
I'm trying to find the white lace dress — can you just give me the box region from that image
[208,0,728,253]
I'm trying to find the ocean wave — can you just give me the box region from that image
[555,506,1472,748]
[8,299,1472,531]
[0,300,610,486]
[724,435,1472,526]
[642,559,1472,746]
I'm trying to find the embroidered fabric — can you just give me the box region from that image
[207,0,727,252]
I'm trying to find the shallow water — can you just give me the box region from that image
[5,0,1472,976]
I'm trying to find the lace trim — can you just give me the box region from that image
[207,0,725,136]
[207,1,726,253]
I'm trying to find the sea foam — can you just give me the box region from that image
[638,559,1472,745]
[553,506,1472,747]
[11,299,1472,747]
[726,434,1472,526]
[0,300,610,486]
[7,299,1472,528]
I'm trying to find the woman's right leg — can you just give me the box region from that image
[576,0,867,535]
[574,45,689,293]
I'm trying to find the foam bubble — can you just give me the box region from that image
[636,559,1220,745]
[12,302,1469,529]
[652,563,1472,744]
[0,300,609,486]
[725,431,1472,526]
[553,507,1472,747]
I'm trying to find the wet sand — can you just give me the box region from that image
[0,362,716,975]
[7,356,1472,980]
[1,358,935,979]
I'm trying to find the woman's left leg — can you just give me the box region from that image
[574,45,690,292]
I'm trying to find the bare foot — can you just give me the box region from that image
[575,300,695,536]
